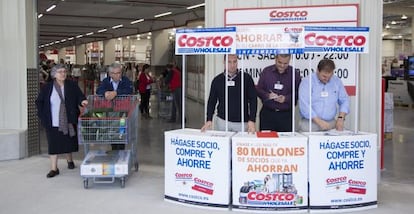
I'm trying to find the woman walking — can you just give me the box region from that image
[36,64,88,178]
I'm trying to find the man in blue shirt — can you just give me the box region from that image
[298,59,349,131]
[96,62,133,150]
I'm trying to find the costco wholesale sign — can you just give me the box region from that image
[175,27,236,55]
[225,4,360,95]
[307,133,377,211]
[164,129,234,208]
[304,26,369,53]
[232,133,308,212]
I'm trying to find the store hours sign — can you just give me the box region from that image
[225,4,360,95]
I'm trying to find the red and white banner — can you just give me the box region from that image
[304,26,369,53]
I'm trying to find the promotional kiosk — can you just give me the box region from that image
[303,26,378,212]
[164,27,236,209]
[231,26,309,212]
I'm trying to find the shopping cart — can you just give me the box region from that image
[157,89,173,119]
[78,95,139,188]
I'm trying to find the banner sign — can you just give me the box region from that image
[225,4,360,96]
[307,133,377,212]
[235,26,305,55]
[225,5,358,26]
[175,27,236,55]
[164,129,234,209]
[304,26,369,53]
[232,133,308,212]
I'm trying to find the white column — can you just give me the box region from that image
[151,29,170,66]
[0,0,36,159]
[104,38,116,65]
[58,47,65,63]
[412,16,414,53]
[75,44,86,65]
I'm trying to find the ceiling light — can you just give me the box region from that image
[86,32,94,36]
[60,39,66,42]
[76,35,83,38]
[112,24,123,29]
[46,4,56,12]
[55,41,60,43]
[197,25,203,28]
[391,21,396,24]
[187,3,205,10]
[38,13,43,18]
[147,36,151,39]
[118,37,122,40]
[154,11,172,18]
[126,36,130,39]
[137,37,141,41]
[385,24,390,29]
[401,14,407,20]
[398,35,402,38]
[68,37,74,40]
[148,32,152,35]
[131,19,144,24]
[97,29,107,33]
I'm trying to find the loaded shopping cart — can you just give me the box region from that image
[78,95,139,188]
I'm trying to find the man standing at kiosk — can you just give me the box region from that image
[298,59,349,131]
[201,54,257,133]
[256,54,301,132]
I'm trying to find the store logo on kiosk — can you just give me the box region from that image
[269,10,308,22]
[177,35,233,53]
[175,172,193,185]
[305,33,366,46]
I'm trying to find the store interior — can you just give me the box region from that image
[1,1,411,213]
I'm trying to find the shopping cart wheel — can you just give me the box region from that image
[120,178,125,188]
[134,162,139,172]
[83,179,88,189]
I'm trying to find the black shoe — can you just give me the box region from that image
[46,169,60,178]
[67,161,75,169]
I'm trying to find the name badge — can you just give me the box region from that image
[274,83,284,90]
[321,91,329,97]
[227,81,235,86]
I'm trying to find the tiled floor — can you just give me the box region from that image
[1,95,413,214]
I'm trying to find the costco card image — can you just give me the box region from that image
[164,129,234,209]
[175,27,236,55]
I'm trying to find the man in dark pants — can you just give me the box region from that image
[96,62,133,150]
[256,54,301,132]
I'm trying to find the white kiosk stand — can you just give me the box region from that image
[231,26,308,212]
[164,27,236,209]
[302,26,378,212]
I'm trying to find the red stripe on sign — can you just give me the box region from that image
[345,86,356,96]
[346,187,366,194]
[192,185,214,195]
